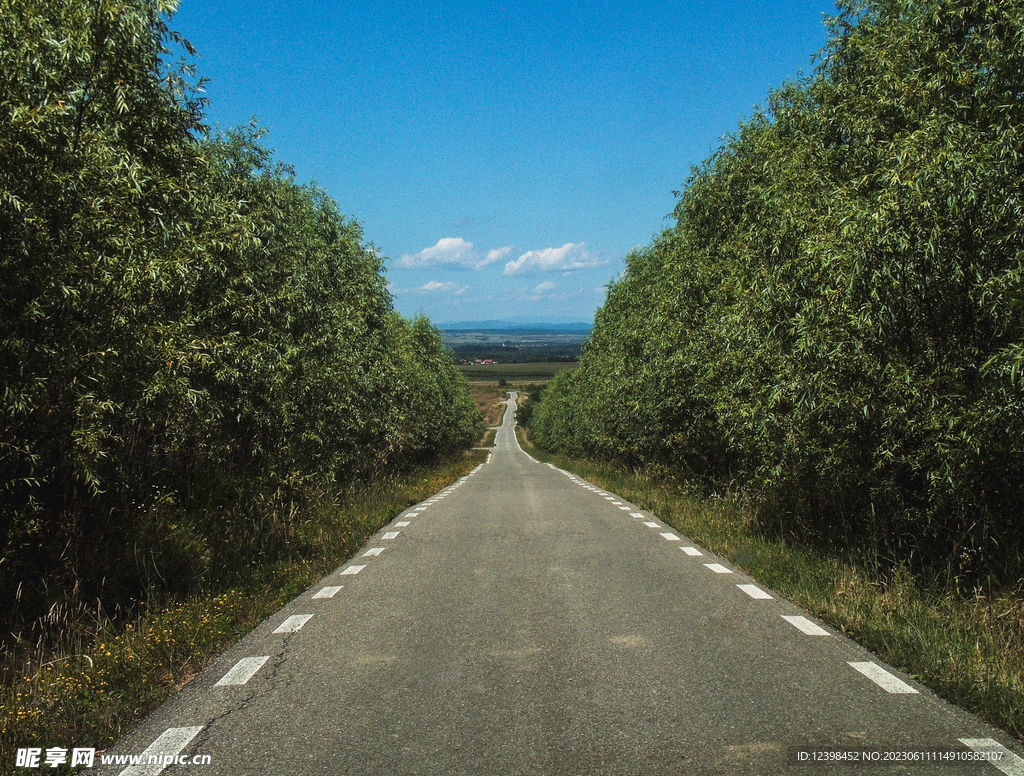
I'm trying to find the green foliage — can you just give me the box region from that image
[514,383,545,428]
[533,0,1024,585]
[0,0,481,639]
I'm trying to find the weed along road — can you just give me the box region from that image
[98,393,1023,776]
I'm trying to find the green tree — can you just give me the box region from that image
[533,0,1024,582]
[1,0,484,633]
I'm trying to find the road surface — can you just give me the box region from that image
[99,392,1023,775]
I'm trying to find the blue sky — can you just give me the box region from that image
[172,0,839,325]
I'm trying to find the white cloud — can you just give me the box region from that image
[503,242,606,274]
[421,281,468,294]
[525,280,559,302]
[398,238,476,268]
[479,245,514,267]
[397,239,515,270]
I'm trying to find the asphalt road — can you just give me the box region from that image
[99,392,1024,775]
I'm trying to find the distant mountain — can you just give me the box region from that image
[439,320,592,332]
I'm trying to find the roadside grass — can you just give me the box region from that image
[0,452,487,773]
[516,428,1024,744]
[478,428,497,448]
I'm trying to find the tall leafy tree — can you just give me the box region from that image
[531,0,1024,581]
[1,0,482,631]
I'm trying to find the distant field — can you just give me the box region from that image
[458,362,577,382]
[442,326,589,365]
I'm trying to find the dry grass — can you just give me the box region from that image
[470,385,508,432]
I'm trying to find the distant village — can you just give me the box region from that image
[456,358,498,365]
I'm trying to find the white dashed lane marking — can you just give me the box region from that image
[118,726,205,776]
[618,506,632,511]
[958,739,1024,776]
[312,586,342,599]
[848,662,918,694]
[782,615,830,636]
[215,656,269,686]
[737,584,771,599]
[274,615,313,634]
[148,463,1024,776]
